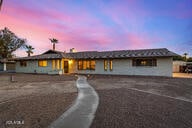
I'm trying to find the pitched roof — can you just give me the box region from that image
[14,48,178,60]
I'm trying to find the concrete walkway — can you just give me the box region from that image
[48,75,99,128]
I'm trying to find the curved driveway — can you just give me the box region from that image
[48,75,99,128]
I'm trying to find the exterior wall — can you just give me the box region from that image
[7,63,16,71]
[15,57,173,76]
[0,63,3,71]
[16,60,54,74]
[74,57,173,77]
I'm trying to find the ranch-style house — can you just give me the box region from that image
[14,48,178,77]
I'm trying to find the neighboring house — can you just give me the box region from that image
[173,61,186,73]
[14,48,178,77]
[173,61,192,73]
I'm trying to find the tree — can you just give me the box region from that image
[0,27,26,58]
[173,55,185,61]
[183,53,188,61]
[25,45,34,57]
[49,38,58,50]
[0,0,3,10]
[187,57,192,62]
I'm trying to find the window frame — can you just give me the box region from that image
[38,60,48,67]
[20,61,27,67]
[78,60,83,70]
[90,60,96,70]
[132,58,157,67]
[104,60,108,71]
[77,60,95,70]
[109,60,113,71]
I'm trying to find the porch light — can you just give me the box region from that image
[69,60,73,64]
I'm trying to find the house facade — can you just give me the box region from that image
[0,59,15,72]
[15,48,178,77]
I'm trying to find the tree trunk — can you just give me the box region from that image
[53,43,55,50]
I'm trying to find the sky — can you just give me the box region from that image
[0,0,192,57]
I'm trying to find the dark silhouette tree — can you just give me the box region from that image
[187,57,192,62]
[0,27,26,58]
[25,45,34,57]
[49,38,58,50]
[0,0,3,10]
[183,53,188,61]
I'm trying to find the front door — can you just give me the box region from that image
[64,61,69,73]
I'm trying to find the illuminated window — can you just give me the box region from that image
[132,59,157,66]
[38,60,47,67]
[78,60,83,70]
[109,60,113,71]
[57,60,60,69]
[90,60,96,70]
[52,60,61,69]
[83,60,87,70]
[52,60,55,69]
[78,60,95,70]
[20,61,27,67]
[104,60,108,71]
[86,60,90,69]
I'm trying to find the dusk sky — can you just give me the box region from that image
[0,0,192,57]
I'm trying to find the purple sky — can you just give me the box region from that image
[0,0,192,57]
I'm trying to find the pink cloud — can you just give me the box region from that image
[1,0,189,57]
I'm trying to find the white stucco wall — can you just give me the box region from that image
[16,60,53,74]
[15,57,173,76]
[75,57,173,77]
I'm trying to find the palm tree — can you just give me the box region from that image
[49,38,58,50]
[183,53,188,61]
[25,45,34,57]
[0,0,3,10]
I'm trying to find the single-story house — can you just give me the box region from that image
[14,48,178,77]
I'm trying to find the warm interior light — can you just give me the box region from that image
[69,60,73,64]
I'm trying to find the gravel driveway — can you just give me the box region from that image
[0,73,77,128]
[88,75,192,128]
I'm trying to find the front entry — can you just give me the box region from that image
[64,61,69,73]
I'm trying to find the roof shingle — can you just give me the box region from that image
[14,48,178,60]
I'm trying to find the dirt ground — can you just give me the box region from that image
[0,73,77,128]
[88,75,192,128]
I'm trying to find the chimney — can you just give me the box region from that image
[70,48,75,53]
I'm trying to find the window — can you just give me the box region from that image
[90,60,96,70]
[78,60,83,70]
[104,60,108,71]
[52,60,55,69]
[52,60,61,69]
[78,60,95,70]
[86,60,90,69]
[38,60,47,67]
[132,59,157,66]
[20,61,27,67]
[57,60,60,69]
[83,60,87,70]
[109,60,113,71]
